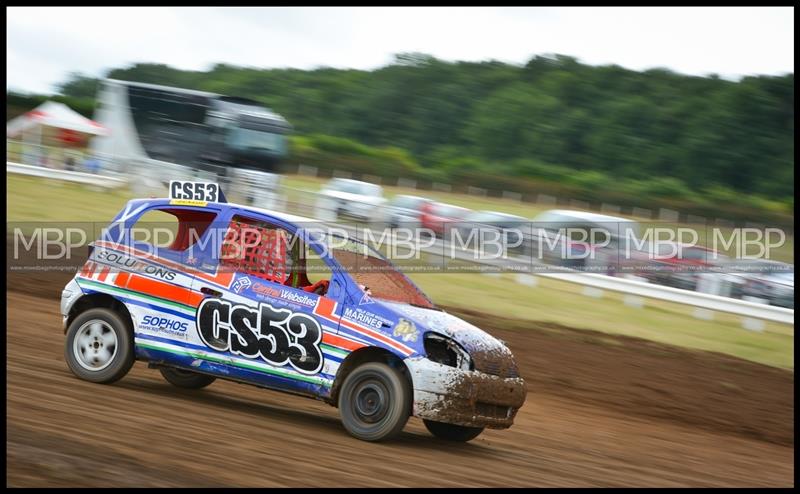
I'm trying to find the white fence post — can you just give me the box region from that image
[397,178,417,189]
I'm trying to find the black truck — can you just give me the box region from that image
[91,79,292,173]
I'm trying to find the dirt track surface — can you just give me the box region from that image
[6,270,795,487]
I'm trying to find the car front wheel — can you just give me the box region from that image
[64,308,134,384]
[423,419,484,442]
[338,362,411,442]
[159,367,216,389]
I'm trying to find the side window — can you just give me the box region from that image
[218,215,334,296]
[132,210,178,247]
[131,207,217,252]
[219,215,291,284]
[683,248,707,261]
[304,241,334,286]
[592,229,610,246]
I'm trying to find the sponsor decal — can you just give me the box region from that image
[232,275,252,294]
[251,282,317,307]
[393,318,419,342]
[141,315,189,338]
[186,256,200,266]
[95,249,177,281]
[252,282,282,299]
[278,290,317,307]
[358,291,374,305]
[170,199,208,207]
[343,307,390,330]
[196,297,324,375]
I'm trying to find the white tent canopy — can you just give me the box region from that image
[7,100,108,138]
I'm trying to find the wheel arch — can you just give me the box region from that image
[328,346,412,407]
[65,292,134,335]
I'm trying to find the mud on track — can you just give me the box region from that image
[6,269,795,487]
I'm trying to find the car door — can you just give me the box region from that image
[91,202,220,366]
[190,210,344,397]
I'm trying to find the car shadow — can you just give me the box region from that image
[111,375,500,453]
[114,376,344,432]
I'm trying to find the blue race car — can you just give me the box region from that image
[61,181,527,442]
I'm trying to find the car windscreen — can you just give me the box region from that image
[333,181,381,196]
[464,212,495,223]
[359,183,382,196]
[392,196,423,209]
[771,272,794,285]
[433,204,468,218]
[681,248,709,260]
[312,232,435,309]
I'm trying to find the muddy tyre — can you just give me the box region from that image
[64,308,134,384]
[423,419,484,442]
[159,367,216,389]
[338,362,411,442]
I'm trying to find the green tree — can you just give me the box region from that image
[22,53,794,210]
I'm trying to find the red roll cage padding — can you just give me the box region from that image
[220,219,288,284]
[302,279,329,294]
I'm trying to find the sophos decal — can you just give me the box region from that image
[141,315,189,337]
[95,249,177,281]
[196,298,324,375]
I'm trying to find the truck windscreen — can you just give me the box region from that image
[127,86,210,164]
[115,81,291,170]
[238,114,291,134]
[226,127,286,155]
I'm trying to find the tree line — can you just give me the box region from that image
[8,53,794,221]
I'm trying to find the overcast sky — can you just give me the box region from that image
[6,6,795,94]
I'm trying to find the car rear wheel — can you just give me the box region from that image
[159,367,216,389]
[423,419,484,442]
[338,362,411,442]
[64,308,134,384]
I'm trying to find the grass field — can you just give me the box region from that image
[282,174,553,219]
[7,173,794,369]
[414,272,793,369]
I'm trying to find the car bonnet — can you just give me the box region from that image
[378,300,520,378]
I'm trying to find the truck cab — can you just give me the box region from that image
[90,79,292,174]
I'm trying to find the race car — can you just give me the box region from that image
[61,181,526,442]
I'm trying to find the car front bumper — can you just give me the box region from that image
[60,278,82,331]
[405,357,527,429]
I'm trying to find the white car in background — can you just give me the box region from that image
[315,178,386,222]
[531,209,640,271]
[380,194,433,229]
[731,260,794,309]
